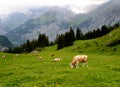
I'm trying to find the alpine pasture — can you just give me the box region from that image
[0,28,120,87]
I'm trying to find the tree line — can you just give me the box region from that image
[7,33,50,53]
[55,23,120,49]
[6,23,120,53]
[84,23,119,39]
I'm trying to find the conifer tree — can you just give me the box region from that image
[64,32,72,46]
[76,28,83,40]
[37,33,49,48]
[26,40,32,53]
[101,25,108,35]
[56,34,65,49]
[69,27,75,42]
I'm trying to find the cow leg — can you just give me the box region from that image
[83,63,85,67]
[83,62,88,67]
[76,61,79,68]
[86,62,88,67]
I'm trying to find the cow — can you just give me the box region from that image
[70,55,88,68]
[1,55,6,59]
[54,58,61,62]
[38,57,43,61]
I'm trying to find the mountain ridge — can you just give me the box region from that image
[0,35,13,51]
[79,0,120,31]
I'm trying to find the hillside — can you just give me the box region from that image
[42,26,120,56]
[0,27,120,87]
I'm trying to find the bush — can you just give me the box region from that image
[106,39,120,47]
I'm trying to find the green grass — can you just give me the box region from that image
[0,27,120,87]
[0,50,120,87]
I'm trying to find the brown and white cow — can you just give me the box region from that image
[70,55,88,68]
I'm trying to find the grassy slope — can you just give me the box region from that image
[0,27,120,87]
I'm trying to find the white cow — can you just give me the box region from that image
[54,58,61,62]
[70,55,88,68]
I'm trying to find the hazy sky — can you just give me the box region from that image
[0,0,109,14]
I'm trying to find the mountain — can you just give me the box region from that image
[1,12,30,32]
[0,20,7,35]
[1,7,50,32]
[0,26,7,35]
[3,0,120,46]
[79,0,120,31]
[6,6,76,45]
[0,35,13,51]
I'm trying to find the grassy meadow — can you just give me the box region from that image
[0,28,120,87]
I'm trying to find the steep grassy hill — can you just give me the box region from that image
[0,27,120,87]
[44,26,120,56]
[70,27,120,55]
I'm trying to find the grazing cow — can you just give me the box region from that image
[38,57,43,61]
[54,58,61,62]
[15,54,20,56]
[2,55,6,59]
[70,55,88,68]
